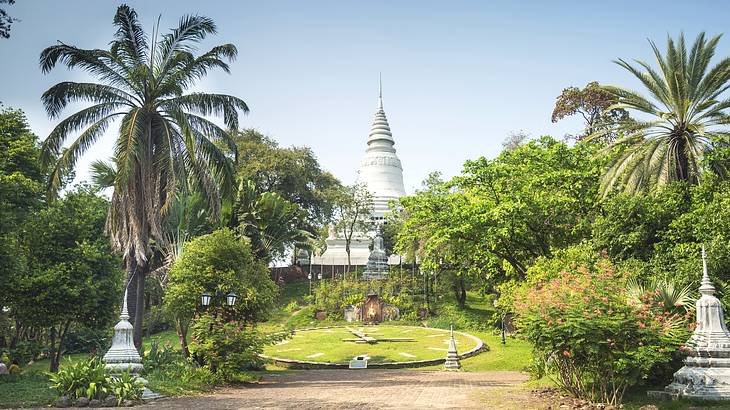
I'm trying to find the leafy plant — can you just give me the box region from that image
[143,340,180,372]
[513,258,690,405]
[110,370,144,405]
[190,315,286,381]
[47,357,111,400]
[593,32,730,194]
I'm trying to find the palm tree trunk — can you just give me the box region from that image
[133,264,146,351]
[125,256,146,351]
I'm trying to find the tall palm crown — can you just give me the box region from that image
[39,5,247,348]
[39,5,247,265]
[595,32,730,194]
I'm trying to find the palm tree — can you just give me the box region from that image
[39,5,247,348]
[593,33,730,195]
[234,180,313,263]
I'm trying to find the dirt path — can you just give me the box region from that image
[143,369,530,409]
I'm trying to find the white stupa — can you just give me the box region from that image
[312,79,406,266]
[357,78,407,221]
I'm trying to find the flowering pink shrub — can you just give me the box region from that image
[514,260,689,405]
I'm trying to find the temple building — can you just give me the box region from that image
[310,81,406,267]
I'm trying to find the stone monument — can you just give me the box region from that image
[103,289,160,400]
[444,325,462,371]
[660,246,730,399]
[312,78,406,267]
[362,230,389,280]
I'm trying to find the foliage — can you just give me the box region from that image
[14,186,122,372]
[190,315,282,381]
[47,357,112,400]
[62,327,111,355]
[0,0,16,39]
[38,4,248,347]
[165,228,277,356]
[551,81,630,141]
[396,137,600,301]
[0,108,44,323]
[514,258,690,405]
[227,129,342,230]
[234,180,313,262]
[313,276,422,321]
[110,370,144,405]
[143,340,180,372]
[592,33,730,194]
[331,183,374,270]
[592,183,690,261]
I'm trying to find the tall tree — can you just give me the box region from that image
[332,183,373,273]
[228,129,341,230]
[593,33,730,194]
[0,108,44,349]
[15,187,122,372]
[551,81,630,141]
[39,5,248,349]
[233,180,313,263]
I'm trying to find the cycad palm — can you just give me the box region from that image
[39,5,248,348]
[595,32,730,194]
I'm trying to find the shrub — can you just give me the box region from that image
[190,315,285,381]
[513,259,689,405]
[143,340,180,372]
[110,370,144,405]
[313,275,422,320]
[47,357,111,400]
[63,326,111,355]
[46,357,143,403]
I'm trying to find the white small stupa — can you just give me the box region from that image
[663,246,730,399]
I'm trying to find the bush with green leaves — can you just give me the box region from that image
[312,275,422,321]
[165,228,278,356]
[513,258,690,405]
[190,315,285,381]
[110,370,144,405]
[46,357,144,403]
[47,357,111,400]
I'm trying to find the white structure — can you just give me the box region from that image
[357,79,407,221]
[661,247,730,399]
[313,79,406,266]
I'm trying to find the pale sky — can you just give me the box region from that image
[2,1,729,191]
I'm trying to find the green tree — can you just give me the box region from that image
[594,33,730,194]
[228,129,341,230]
[39,5,248,348]
[397,137,600,301]
[14,187,122,372]
[164,228,277,357]
[551,81,630,141]
[233,180,312,263]
[332,183,373,273]
[0,108,45,348]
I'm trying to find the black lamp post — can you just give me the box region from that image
[493,298,506,344]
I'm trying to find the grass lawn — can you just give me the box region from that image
[263,325,481,364]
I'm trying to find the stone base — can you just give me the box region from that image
[662,365,730,400]
[444,358,461,371]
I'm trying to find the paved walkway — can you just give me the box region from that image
[144,370,529,409]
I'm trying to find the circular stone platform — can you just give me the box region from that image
[261,325,485,369]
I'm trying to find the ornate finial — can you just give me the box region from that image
[378,73,383,110]
[120,287,130,320]
[450,324,454,338]
[700,245,715,295]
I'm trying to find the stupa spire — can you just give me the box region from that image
[378,73,383,110]
[700,245,715,295]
